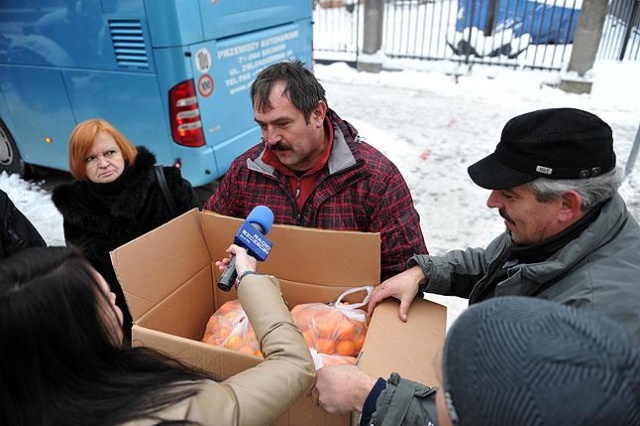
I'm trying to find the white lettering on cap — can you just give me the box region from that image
[536,165,553,175]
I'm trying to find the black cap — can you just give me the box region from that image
[468,108,616,190]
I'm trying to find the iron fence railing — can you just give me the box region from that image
[599,0,640,60]
[313,0,639,70]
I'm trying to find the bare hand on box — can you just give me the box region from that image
[367,265,425,322]
[309,365,378,414]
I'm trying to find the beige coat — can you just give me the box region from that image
[124,274,315,426]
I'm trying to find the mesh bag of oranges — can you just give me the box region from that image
[291,286,373,362]
[202,299,262,358]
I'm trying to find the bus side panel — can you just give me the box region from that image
[188,20,314,177]
[63,70,175,168]
[166,143,218,187]
[144,0,312,48]
[143,0,203,48]
[0,65,75,169]
[0,90,17,133]
[198,0,313,41]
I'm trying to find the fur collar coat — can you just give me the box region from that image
[52,147,200,334]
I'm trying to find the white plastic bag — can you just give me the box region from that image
[291,286,373,357]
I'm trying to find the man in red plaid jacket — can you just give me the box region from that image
[204,61,427,281]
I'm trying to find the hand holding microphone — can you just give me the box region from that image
[216,244,257,279]
[217,205,274,291]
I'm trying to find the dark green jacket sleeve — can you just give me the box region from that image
[371,373,438,426]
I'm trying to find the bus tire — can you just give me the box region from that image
[0,120,26,177]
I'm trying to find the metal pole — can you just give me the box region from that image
[484,0,500,36]
[625,122,640,177]
[618,0,639,60]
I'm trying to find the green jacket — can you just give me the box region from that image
[369,373,437,426]
[410,193,640,344]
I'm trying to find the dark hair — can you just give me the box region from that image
[250,60,327,123]
[0,247,208,426]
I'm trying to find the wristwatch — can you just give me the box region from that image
[235,270,260,288]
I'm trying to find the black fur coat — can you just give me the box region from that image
[1,189,46,258]
[52,147,200,335]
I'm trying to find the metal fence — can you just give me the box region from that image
[313,1,361,61]
[599,0,640,60]
[313,0,640,70]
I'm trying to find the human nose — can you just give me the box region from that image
[263,126,281,145]
[97,155,109,168]
[486,190,502,209]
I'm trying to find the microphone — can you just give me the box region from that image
[217,205,274,292]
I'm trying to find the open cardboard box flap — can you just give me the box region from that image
[361,298,446,386]
[114,208,383,321]
[112,208,446,425]
[111,209,212,321]
[199,210,382,287]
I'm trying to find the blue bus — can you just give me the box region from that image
[0,0,313,187]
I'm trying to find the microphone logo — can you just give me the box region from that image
[235,221,272,261]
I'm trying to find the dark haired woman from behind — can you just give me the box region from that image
[0,246,315,426]
[52,119,201,343]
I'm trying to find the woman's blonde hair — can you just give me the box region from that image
[68,119,138,180]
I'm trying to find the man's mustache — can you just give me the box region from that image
[271,142,290,151]
[499,209,515,224]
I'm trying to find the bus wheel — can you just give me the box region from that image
[0,121,26,176]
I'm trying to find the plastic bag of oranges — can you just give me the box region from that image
[308,347,358,369]
[202,299,262,358]
[291,286,373,358]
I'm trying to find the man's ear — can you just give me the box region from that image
[312,100,328,127]
[559,191,584,222]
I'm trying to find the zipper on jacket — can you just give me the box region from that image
[294,178,302,224]
[294,179,301,200]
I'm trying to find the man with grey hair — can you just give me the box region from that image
[367,107,640,341]
[311,107,640,424]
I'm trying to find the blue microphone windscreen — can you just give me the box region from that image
[246,205,274,234]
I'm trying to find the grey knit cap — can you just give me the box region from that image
[442,296,640,426]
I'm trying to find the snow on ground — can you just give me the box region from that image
[2,59,639,327]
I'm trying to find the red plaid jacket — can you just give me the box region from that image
[205,110,428,280]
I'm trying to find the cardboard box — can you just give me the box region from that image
[112,209,446,425]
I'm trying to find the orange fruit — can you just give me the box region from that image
[336,322,355,340]
[224,335,242,350]
[215,326,231,339]
[335,340,356,356]
[315,321,336,339]
[316,337,336,354]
